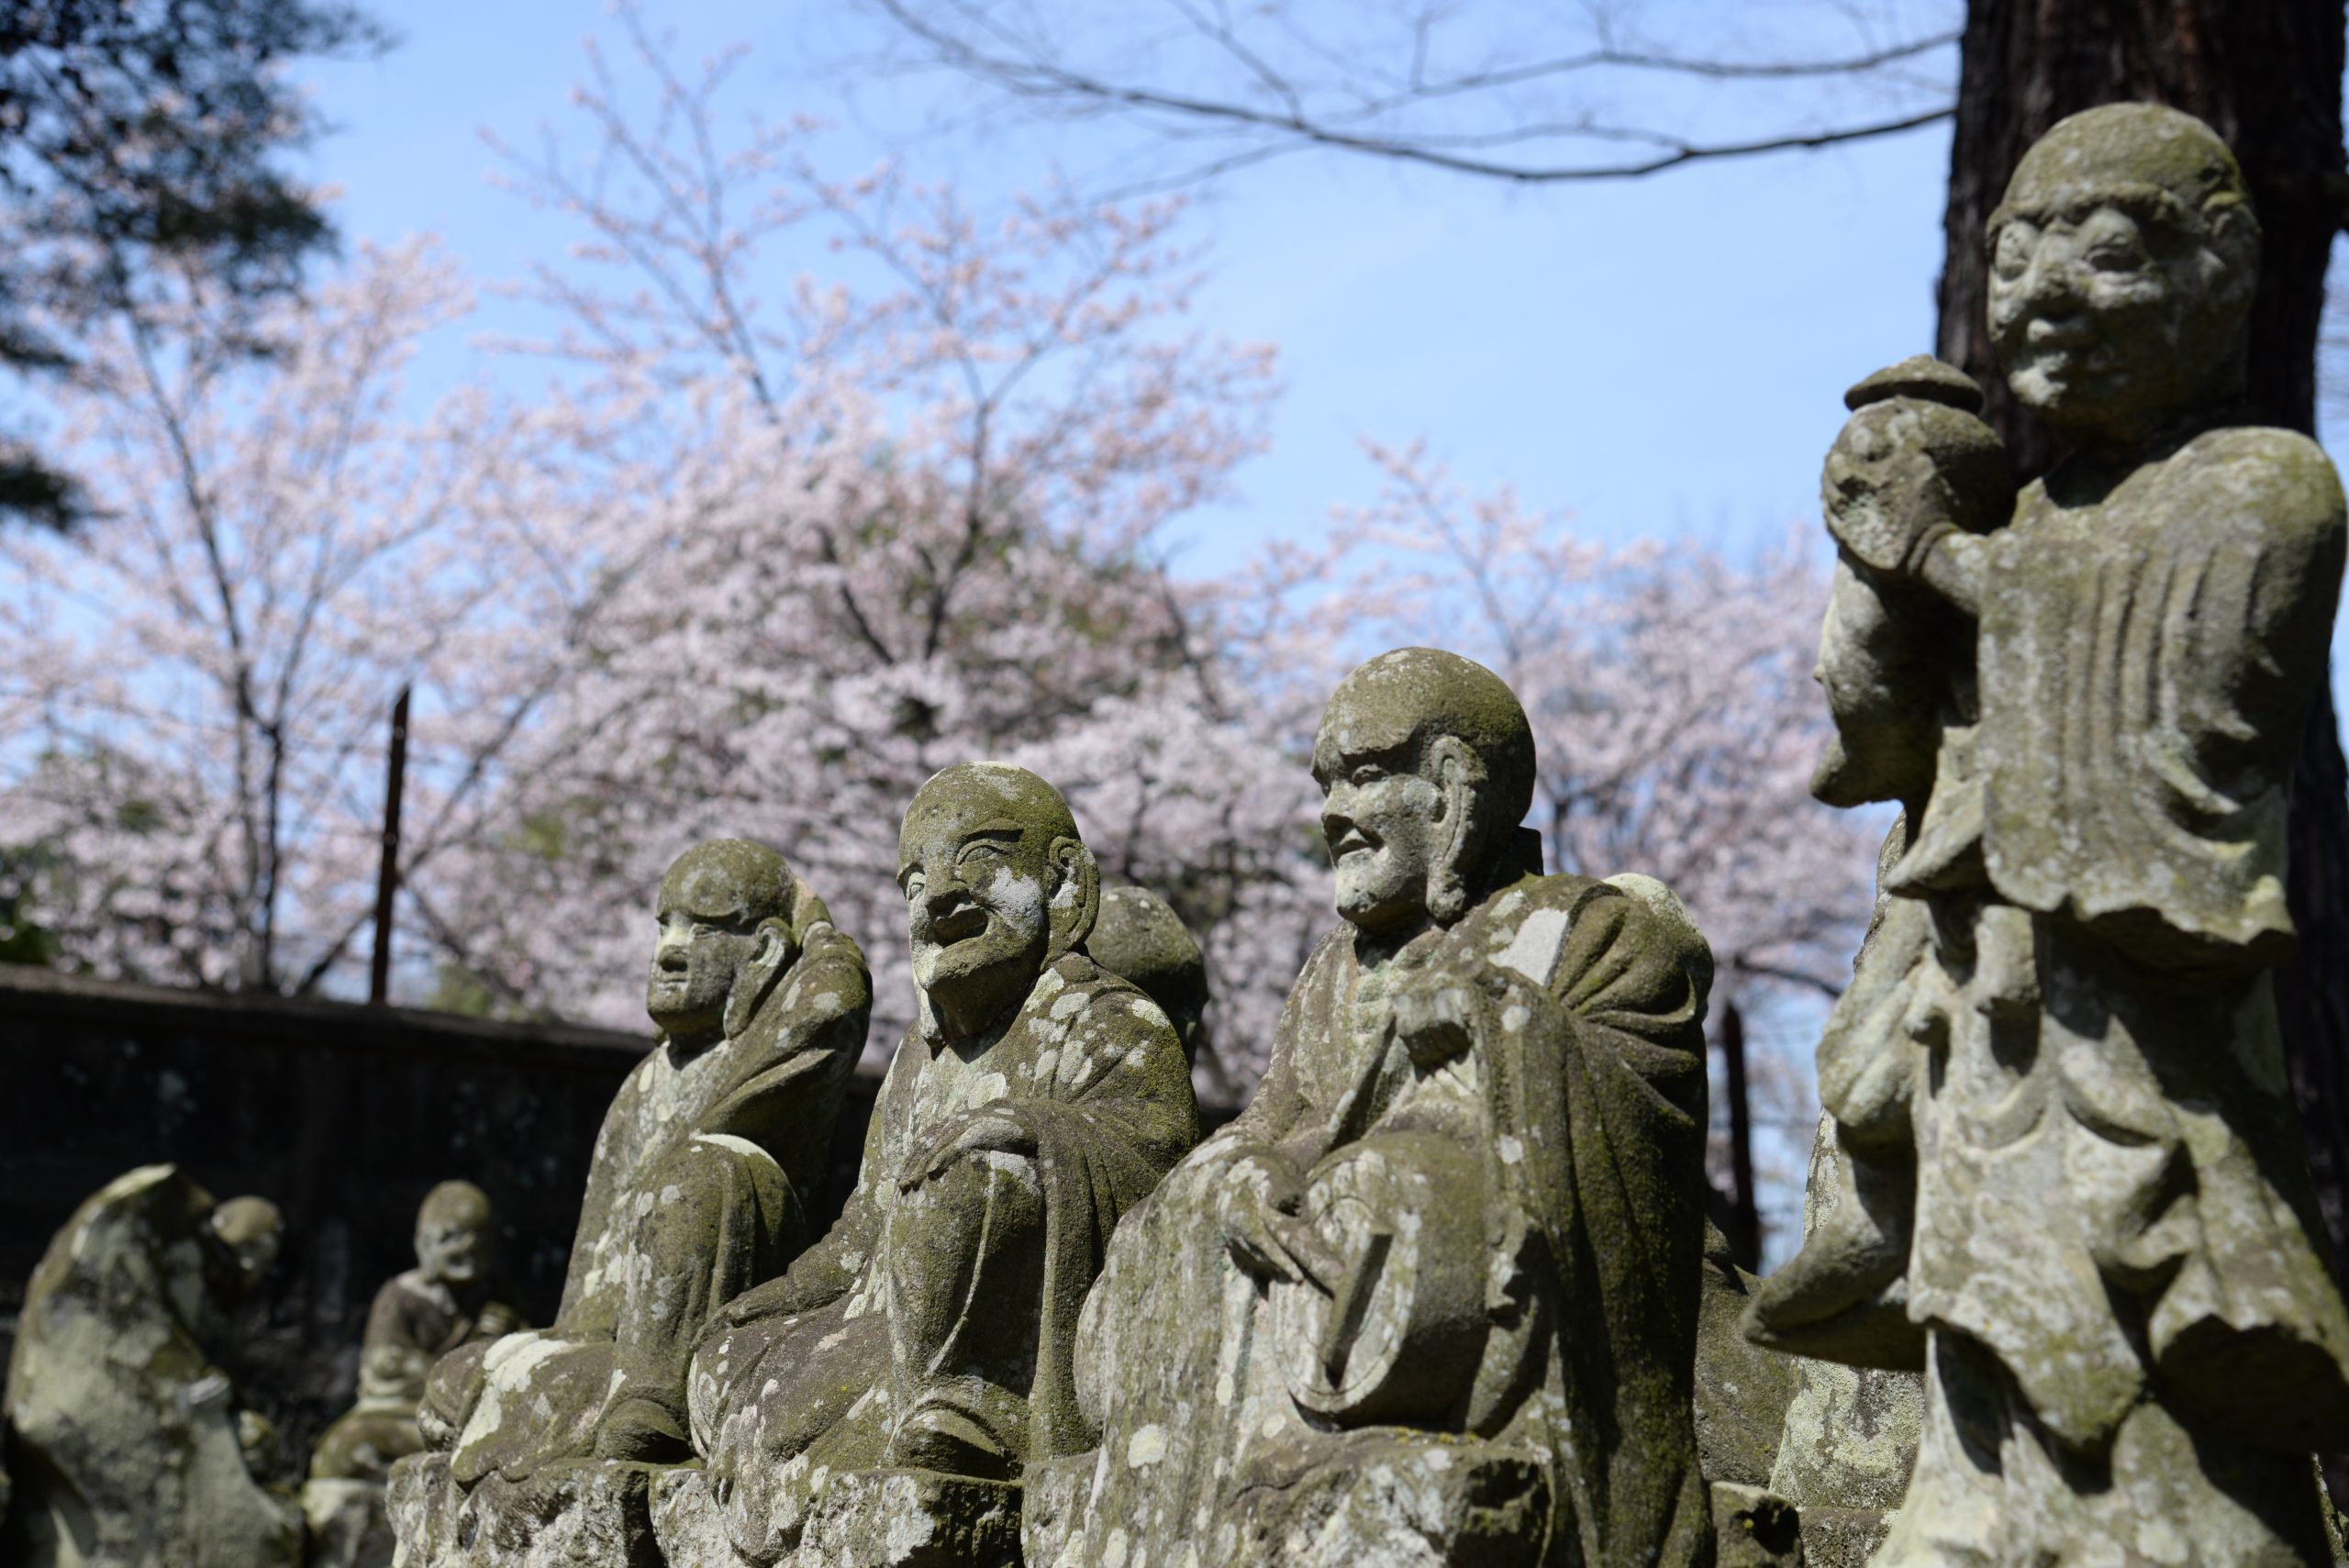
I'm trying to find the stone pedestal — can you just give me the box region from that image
[387,1452,665,1568]
[650,1464,1019,1568]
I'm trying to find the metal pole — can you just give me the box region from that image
[1722,999,1762,1272]
[369,685,410,1006]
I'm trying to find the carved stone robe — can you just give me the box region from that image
[1046,869,1715,1568]
[685,951,1197,1564]
[429,918,870,1485]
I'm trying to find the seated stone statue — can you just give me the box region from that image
[1033,649,1718,1568]
[671,763,1199,1567]
[312,1181,523,1484]
[1,1165,298,1568]
[1751,105,2349,1568]
[406,837,870,1528]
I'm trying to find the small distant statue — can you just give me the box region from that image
[1750,104,2349,1568]
[1,1165,299,1568]
[674,764,1199,1567]
[312,1181,523,1484]
[1036,649,1719,1568]
[400,836,870,1562]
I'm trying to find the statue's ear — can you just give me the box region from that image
[1426,734,1489,926]
[1045,835,1100,963]
[724,917,797,1040]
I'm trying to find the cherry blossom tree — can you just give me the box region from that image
[0,238,581,992]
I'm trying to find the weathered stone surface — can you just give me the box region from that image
[1041,649,1719,1568]
[1709,1483,1803,1568]
[1693,1222,1800,1491]
[1,1163,302,1568]
[390,1452,663,1568]
[306,1477,395,1568]
[686,765,1198,1563]
[1088,883,1209,1063]
[397,840,871,1566]
[1753,104,2349,1568]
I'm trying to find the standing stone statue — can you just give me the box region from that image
[2,1165,299,1568]
[1032,648,1719,1568]
[306,1183,523,1568]
[395,838,871,1564]
[663,763,1199,1568]
[1750,104,2349,1568]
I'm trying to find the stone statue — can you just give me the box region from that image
[394,838,871,1563]
[1749,104,2349,1567]
[663,763,1199,1568]
[1087,883,1209,1063]
[306,1183,522,1568]
[314,1182,524,1485]
[1,1165,299,1568]
[1032,648,1719,1568]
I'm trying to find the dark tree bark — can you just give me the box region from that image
[1934,0,2349,1271]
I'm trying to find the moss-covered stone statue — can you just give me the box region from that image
[1,1165,299,1568]
[392,838,871,1565]
[306,1182,524,1568]
[1029,649,1718,1568]
[1748,104,2349,1568]
[1088,883,1210,1064]
[657,764,1199,1568]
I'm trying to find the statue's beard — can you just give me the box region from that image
[915,920,1044,1040]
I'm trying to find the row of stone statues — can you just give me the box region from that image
[6,100,2349,1568]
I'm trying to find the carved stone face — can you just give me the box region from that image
[899,783,1058,1039]
[415,1184,494,1286]
[1990,205,2209,445]
[1987,105,2254,452]
[1312,701,1447,935]
[645,852,767,1040]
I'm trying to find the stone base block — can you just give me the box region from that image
[1710,1483,1804,1568]
[306,1477,395,1568]
[647,1466,743,1568]
[1019,1451,1097,1567]
[385,1451,667,1568]
[1229,1435,1550,1566]
[797,1468,1022,1568]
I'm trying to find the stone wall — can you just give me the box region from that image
[0,967,885,1480]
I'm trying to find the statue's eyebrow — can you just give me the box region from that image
[958,822,1024,842]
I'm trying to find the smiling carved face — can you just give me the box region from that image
[1312,699,1448,935]
[898,770,1067,1040]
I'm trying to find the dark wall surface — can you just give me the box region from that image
[0,966,887,1479]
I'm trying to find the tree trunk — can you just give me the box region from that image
[1933,0,2349,1273]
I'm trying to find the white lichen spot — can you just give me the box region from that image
[1498,1135,1525,1165]
[1126,1425,1166,1466]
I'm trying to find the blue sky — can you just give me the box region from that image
[291,1,1980,578]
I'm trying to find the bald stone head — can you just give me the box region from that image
[1313,648,1538,932]
[899,762,1100,1041]
[1089,884,1208,1062]
[647,838,800,1047]
[210,1195,284,1295]
[415,1179,495,1287]
[1987,104,2258,451]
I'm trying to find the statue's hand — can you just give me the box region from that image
[898,1108,1035,1190]
[711,1274,801,1331]
[1387,980,1479,1069]
[1220,1154,1334,1285]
